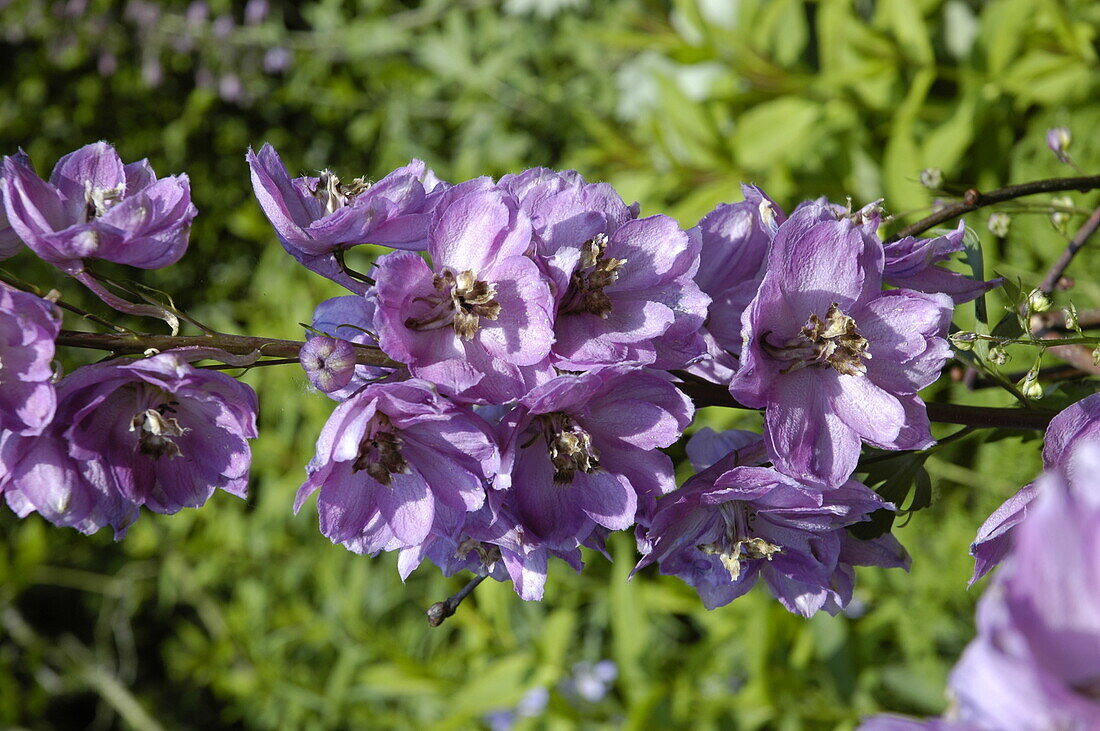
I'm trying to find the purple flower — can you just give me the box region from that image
[2,352,258,536]
[634,465,903,616]
[499,167,708,369]
[299,336,356,393]
[1,142,196,273]
[373,183,555,403]
[686,185,779,382]
[496,367,692,550]
[730,201,953,487]
[950,445,1100,729]
[0,150,34,260]
[970,392,1100,583]
[883,222,1002,304]
[247,144,447,293]
[0,285,61,435]
[1047,126,1072,164]
[295,379,500,555]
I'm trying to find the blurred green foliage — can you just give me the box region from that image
[1,0,1099,728]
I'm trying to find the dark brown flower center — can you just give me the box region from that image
[311,169,372,215]
[762,302,871,376]
[560,234,626,318]
[404,267,501,341]
[130,401,187,459]
[534,412,601,484]
[352,416,410,486]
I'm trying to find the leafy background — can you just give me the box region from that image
[1,0,1098,728]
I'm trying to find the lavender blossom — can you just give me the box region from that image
[1047,126,1072,165]
[247,144,447,293]
[2,352,257,536]
[299,336,356,393]
[0,285,61,436]
[373,183,555,403]
[686,185,779,382]
[496,367,692,550]
[730,201,953,487]
[883,222,1002,304]
[970,392,1100,582]
[0,150,34,260]
[295,380,500,555]
[635,464,902,616]
[1,142,196,273]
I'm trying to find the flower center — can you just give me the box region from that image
[697,502,781,581]
[534,412,601,484]
[404,267,501,341]
[130,400,188,459]
[762,302,871,376]
[559,234,626,318]
[311,169,372,216]
[83,180,125,221]
[352,415,410,486]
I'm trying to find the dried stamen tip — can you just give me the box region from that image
[561,234,626,318]
[763,303,871,376]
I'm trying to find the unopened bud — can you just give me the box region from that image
[988,346,1008,365]
[950,331,978,350]
[1050,196,1073,233]
[1018,371,1043,399]
[1093,347,1100,366]
[300,336,356,393]
[1027,288,1053,313]
[1047,126,1072,164]
[1063,303,1079,331]
[920,168,943,190]
[987,212,1011,238]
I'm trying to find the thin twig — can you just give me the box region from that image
[1039,205,1100,294]
[55,330,400,368]
[426,574,487,627]
[889,174,1100,241]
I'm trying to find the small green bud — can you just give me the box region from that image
[987,212,1011,238]
[1092,347,1100,366]
[1028,288,1053,313]
[1064,303,1079,332]
[1018,371,1043,399]
[1050,196,1074,233]
[988,346,1008,365]
[950,331,978,350]
[920,168,943,189]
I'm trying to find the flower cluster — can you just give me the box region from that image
[241,146,973,612]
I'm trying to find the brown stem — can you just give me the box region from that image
[55,330,400,368]
[888,174,1100,242]
[672,372,1056,430]
[1039,205,1100,295]
[426,574,486,627]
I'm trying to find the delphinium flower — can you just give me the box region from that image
[730,200,953,487]
[1,352,258,536]
[247,143,447,293]
[969,391,1100,582]
[373,183,555,403]
[862,445,1100,730]
[634,464,902,616]
[882,222,1002,304]
[0,150,33,260]
[310,294,400,400]
[495,366,693,550]
[686,185,779,383]
[0,284,61,435]
[295,379,500,555]
[1,142,195,273]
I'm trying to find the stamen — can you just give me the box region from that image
[561,234,626,318]
[83,180,126,221]
[538,413,601,483]
[698,503,782,580]
[352,416,410,486]
[312,169,372,215]
[761,302,871,376]
[130,407,188,459]
[404,268,501,340]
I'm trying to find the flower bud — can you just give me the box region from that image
[1027,288,1053,313]
[1093,347,1100,366]
[950,331,978,350]
[1063,303,1079,331]
[1050,196,1073,233]
[988,345,1008,365]
[1018,370,1043,399]
[300,336,356,393]
[920,168,943,189]
[987,212,1011,238]
[1047,126,1072,164]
